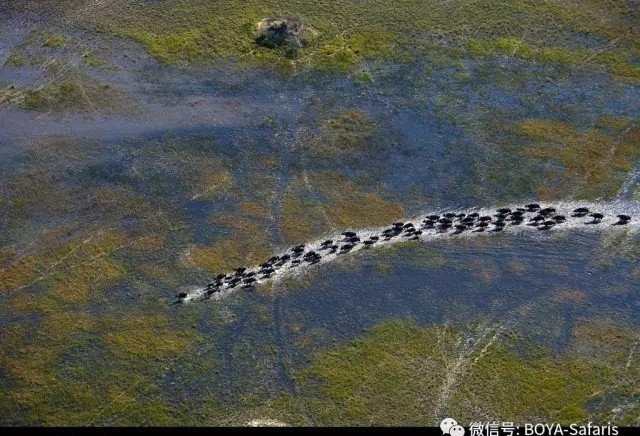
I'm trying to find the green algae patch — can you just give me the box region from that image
[25,82,89,110]
[373,242,446,270]
[0,308,198,425]
[3,169,79,222]
[115,137,233,203]
[5,344,59,389]
[130,235,166,252]
[37,311,97,343]
[290,108,381,162]
[298,320,623,425]
[24,135,96,165]
[449,342,611,423]
[313,36,359,72]
[97,2,393,70]
[0,86,25,106]
[516,119,640,200]
[128,29,206,64]
[48,255,125,304]
[212,214,274,248]
[0,253,39,293]
[239,201,271,220]
[572,320,639,371]
[549,319,639,425]
[24,81,118,112]
[346,30,394,58]
[1,319,102,423]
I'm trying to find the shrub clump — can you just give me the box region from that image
[255,16,315,58]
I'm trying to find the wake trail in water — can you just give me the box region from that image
[176,200,640,304]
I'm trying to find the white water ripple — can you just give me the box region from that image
[177,200,640,304]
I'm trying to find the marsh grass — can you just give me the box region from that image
[306,171,405,229]
[4,54,27,67]
[42,32,67,49]
[190,214,274,274]
[1,0,639,426]
[104,314,195,359]
[469,37,639,81]
[1,80,125,113]
[515,119,640,200]
[297,320,634,425]
[0,251,209,425]
[322,109,377,153]
[1,231,127,314]
[47,0,634,79]
[82,52,109,68]
[281,192,329,246]
[279,169,405,247]
[0,28,128,114]
[353,69,374,84]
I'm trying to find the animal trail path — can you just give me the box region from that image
[432,323,505,422]
[618,159,640,201]
[178,200,639,305]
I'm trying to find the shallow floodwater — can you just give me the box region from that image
[169,227,640,405]
[0,8,639,425]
